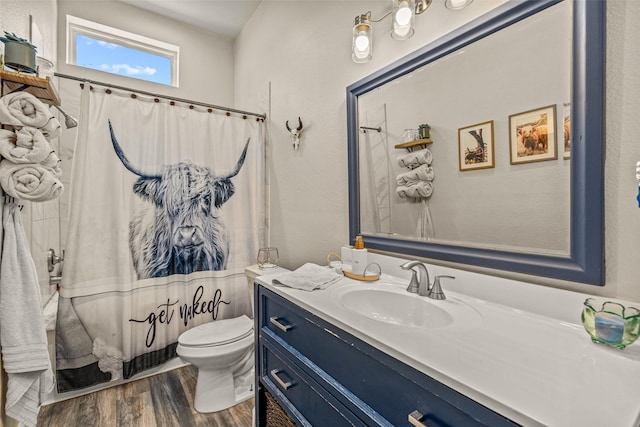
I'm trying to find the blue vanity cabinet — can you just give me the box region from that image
[255,285,519,427]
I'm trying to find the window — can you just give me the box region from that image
[67,15,179,87]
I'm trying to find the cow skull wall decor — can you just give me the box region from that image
[285,117,304,150]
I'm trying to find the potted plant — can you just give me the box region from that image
[1,32,37,73]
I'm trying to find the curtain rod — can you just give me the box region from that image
[54,73,267,120]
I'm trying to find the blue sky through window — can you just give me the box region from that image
[75,34,171,85]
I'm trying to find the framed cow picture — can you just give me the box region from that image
[563,102,571,159]
[509,104,557,164]
[458,120,495,171]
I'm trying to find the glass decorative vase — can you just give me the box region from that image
[581,298,640,349]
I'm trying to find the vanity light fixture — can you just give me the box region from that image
[352,0,473,63]
[352,13,373,63]
[391,0,416,40]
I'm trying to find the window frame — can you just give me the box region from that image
[66,15,180,87]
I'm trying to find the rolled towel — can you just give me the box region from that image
[39,116,61,140]
[0,92,60,139]
[397,148,432,168]
[0,159,64,201]
[396,181,434,199]
[0,127,53,164]
[396,164,435,186]
[41,150,62,177]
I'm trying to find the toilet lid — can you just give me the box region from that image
[178,315,253,347]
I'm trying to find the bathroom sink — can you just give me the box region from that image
[330,282,481,329]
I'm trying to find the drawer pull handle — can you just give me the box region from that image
[408,410,427,427]
[270,316,293,332]
[270,369,293,390]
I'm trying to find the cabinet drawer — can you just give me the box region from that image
[259,287,517,427]
[261,343,367,427]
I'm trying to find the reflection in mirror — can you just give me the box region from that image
[358,0,571,255]
[347,0,605,285]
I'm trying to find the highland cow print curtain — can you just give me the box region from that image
[55,84,265,392]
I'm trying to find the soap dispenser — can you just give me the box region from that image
[352,235,368,276]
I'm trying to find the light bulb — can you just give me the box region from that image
[395,1,412,26]
[355,32,370,53]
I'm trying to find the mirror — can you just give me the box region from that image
[347,0,605,285]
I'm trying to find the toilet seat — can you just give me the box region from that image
[178,315,253,348]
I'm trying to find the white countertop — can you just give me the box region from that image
[256,251,640,427]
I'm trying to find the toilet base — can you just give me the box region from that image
[193,367,255,413]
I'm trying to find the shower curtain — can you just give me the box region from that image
[55,84,265,392]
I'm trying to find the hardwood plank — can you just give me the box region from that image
[149,371,195,427]
[36,366,253,427]
[117,390,157,427]
[95,382,118,427]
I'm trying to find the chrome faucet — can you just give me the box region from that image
[400,261,455,300]
[400,261,431,297]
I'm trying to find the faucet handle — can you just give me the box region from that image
[406,270,419,293]
[429,275,455,300]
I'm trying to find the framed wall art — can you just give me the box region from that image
[458,120,495,171]
[509,104,557,164]
[563,102,571,159]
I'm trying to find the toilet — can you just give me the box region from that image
[176,264,285,413]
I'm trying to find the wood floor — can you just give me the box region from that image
[36,365,254,427]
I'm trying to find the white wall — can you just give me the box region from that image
[235,1,640,301]
[56,0,234,106]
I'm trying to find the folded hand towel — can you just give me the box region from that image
[396,181,434,199]
[271,263,343,291]
[397,148,432,168]
[1,203,55,426]
[0,159,64,201]
[396,164,435,186]
[0,92,55,130]
[0,127,54,164]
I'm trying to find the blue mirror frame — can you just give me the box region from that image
[346,0,605,285]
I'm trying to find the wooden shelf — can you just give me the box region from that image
[394,138,432,149]
[0,69,60,106]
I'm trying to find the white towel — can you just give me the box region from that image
[397,148,432,168]
[0,159,63,201]
[396,164,435,186]
[396,181,434,199]
[0,92,59,137]
[38,116,62,140]
[40,151,62,177]
[0,127,54,164]
[271,263,343,291]
[1,203,55,427]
